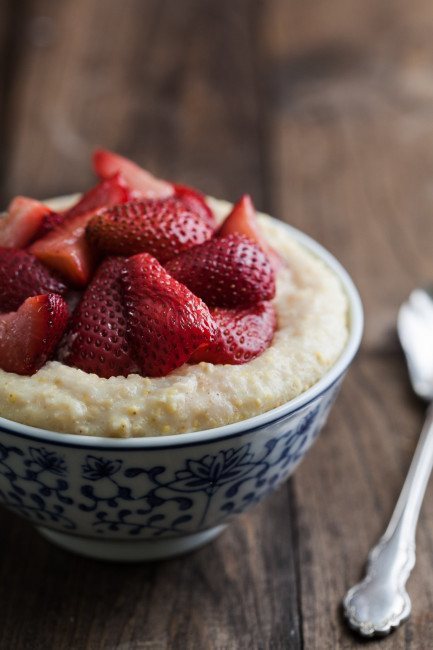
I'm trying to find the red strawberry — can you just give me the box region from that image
[0,294,69,375]
[33,211,64,241]
[190,302,276,365]
[173,184,216,229]
[86,198,213,262]
[121,253,216,377]
[0,196,52,248]
[58,257,138,378]
[63,173,132,219]
[29,211,97,286]
[0,248,66,312]
[218,195,284,271]
[31,174,133,243]
[93,149,173,199]
[165,234,276,308]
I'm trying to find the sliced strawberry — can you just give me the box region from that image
[58,257,138,378]
[0,294,69,375]
[218,195,285,271]
[29,211,97,286]
[190,302,276,365]
[93,149,173,199]
[0,196,52,249]
[33,211,65,241]
[121,253,216,377]
[87,198,213,262]
[0,248,66,312]
[165,233,275,308]
[173,184,216,229]
[63,173,132,219]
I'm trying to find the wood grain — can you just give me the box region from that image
[2,0,433,648]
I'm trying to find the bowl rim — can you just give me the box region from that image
[0,218,363,449]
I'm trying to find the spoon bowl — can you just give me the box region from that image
[398,287,433,401]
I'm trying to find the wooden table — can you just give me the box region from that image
[1,0,433,647]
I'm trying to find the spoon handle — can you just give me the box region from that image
[343,403,433,636]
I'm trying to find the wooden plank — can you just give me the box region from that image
[259,0,433,354]
[257,0,433,646]
[1,0,265,206]
[0,1,24,200]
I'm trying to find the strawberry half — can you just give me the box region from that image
[86,198,213,262]
[190,302,276,365]
[0,196,52,248]
[29,211,97,286]
[32,211,65,242]
[58,257,138,378]
[121,253,216,377]
[165,233,276,308]
[0,248,66,312]
[63,173,132,219]
[93,149,173,199]
[218,195,284,271]
[0,294,69,375]
[173,184,216,229]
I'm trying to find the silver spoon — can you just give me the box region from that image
[343,286,433,636]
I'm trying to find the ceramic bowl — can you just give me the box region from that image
[0,221,363,561]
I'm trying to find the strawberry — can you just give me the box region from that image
[0,196,52,248]
[121,253,216,377]
[63,173,132,219]
[93,149,173,199]
[29,211,97,286]
[33,211,65,241]
[86,198,213,262]
[218,195,285,271]
[165,233,275,308]
[30,174,133,242]
[0,294,69,375]
[190,302,276,365]
[0,248,66,312]
[58,257,138,378]
[173,184,216,229]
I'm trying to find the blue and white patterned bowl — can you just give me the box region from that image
[0,224,363,561]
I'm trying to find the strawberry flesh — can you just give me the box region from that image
[63,173,132,219]
[218,195,285,271]
[87,198,213,262]
[190,302,276,365]
[58,257,138,378]
[31,174,133,242]
[33,211,65,241]
[173,184,216,229]
[0,196,52,248]
[0,248,67,312]
[29,211,97,286]
[0,294,69,375]
[122,253,217,377]
[165,233,276,308]
[93,149,173,199]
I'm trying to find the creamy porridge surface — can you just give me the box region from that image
[0,196,348,437]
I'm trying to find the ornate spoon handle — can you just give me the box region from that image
[343,403,433,636]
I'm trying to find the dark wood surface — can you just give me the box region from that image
[1,0,433,647]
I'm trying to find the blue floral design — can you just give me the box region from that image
[28,447,67,475]
[170,447,256,494]
[82,456,122,481]
[0,445,74,529]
